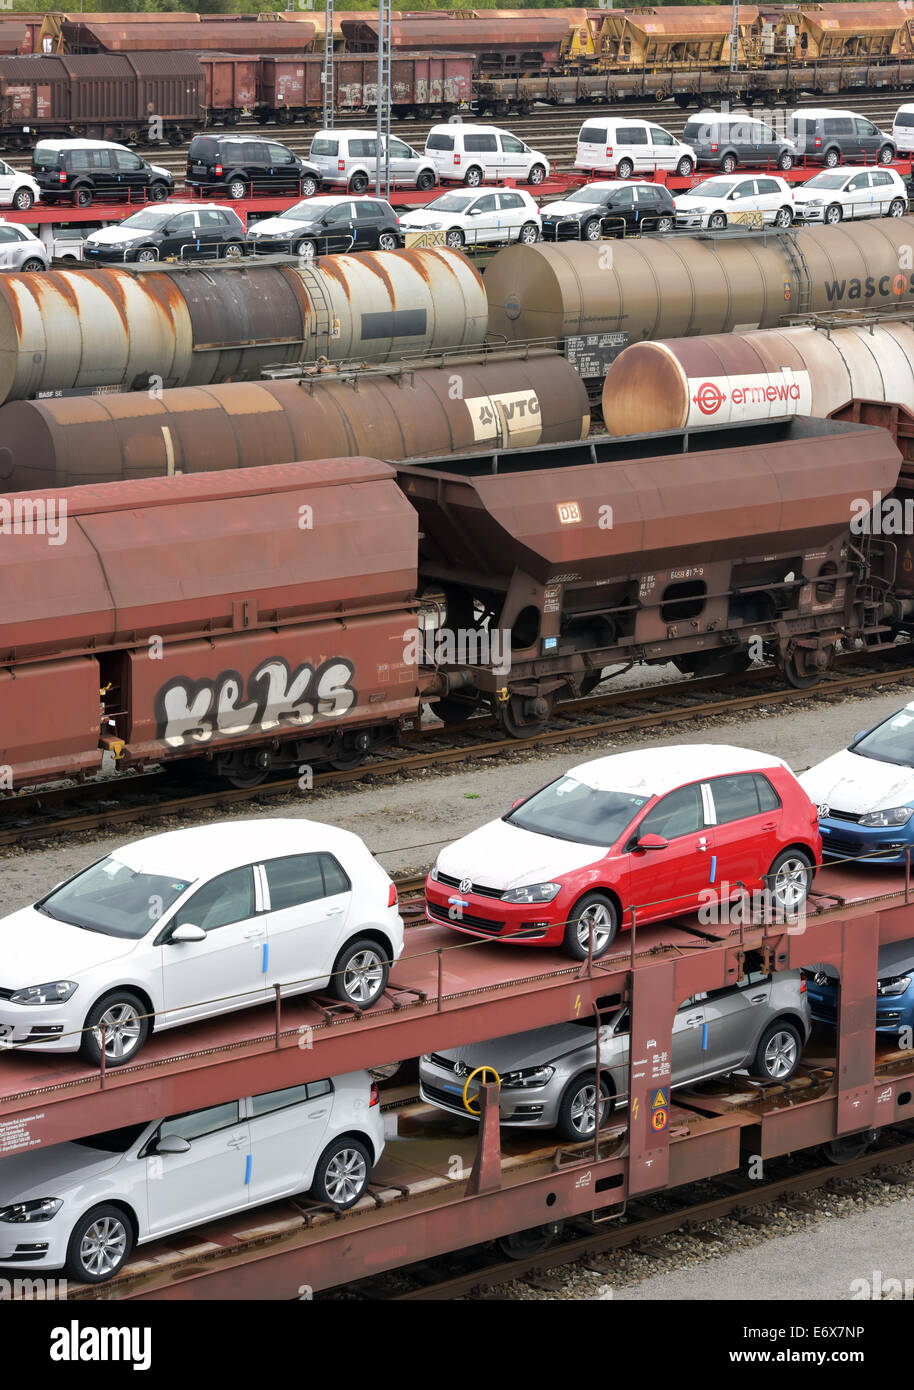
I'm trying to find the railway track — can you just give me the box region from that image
[3,650,913,850]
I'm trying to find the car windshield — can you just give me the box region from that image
[427,193,476,213]
[688,179,736,198]
[119,210,168,231]
[562,187,609,204]
[36,856,193,938]
[504,777,649,847]
[805,173,848,189]
[281,199,324,222]
[72,1123,150,1153]
[851,707,914,768]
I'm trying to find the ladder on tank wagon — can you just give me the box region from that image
[779,231,812,317]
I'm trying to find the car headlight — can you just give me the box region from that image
[687,205,706,213]
[859,807,914,827]
[0,1198,63,1223]
[878,973,912,996]
[9,980,77,1005]
[501,881,561,905]
[418,221,443,230]
[501,1065,555,1089]
[805,198,824,206]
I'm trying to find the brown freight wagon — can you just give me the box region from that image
[63,19,315,56]
[341,16,569,73]
[199,53,258,124]
[258,52,472,123]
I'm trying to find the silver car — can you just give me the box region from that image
[308,128,437,193]
[0,222,49,271]
[420,969,811,1141]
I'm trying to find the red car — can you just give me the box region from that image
[426,745,822,959]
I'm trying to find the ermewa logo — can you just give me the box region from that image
[686,369,812,426]
[50,1321,151,1372]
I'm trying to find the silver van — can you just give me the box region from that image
[309,128,437,192]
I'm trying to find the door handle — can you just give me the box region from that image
[697,837,708,851]
[226,1134,247,1148]
[749,994,767,1003]
[244,925,265,939]
[325,906,344,917]
[307,1109,328,1119]
[761,822,776,830]
[686,1014,705,1025]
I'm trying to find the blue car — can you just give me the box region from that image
[805,940,914,1035]
[799,702,914,864]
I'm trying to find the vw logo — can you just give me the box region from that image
[817,804,830,819]
[691,381,727,415]
[459,878,473,894]
[815,972,829,986]
[453,1061,468,1077]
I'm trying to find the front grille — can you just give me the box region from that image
[427,901,505,933]
[435,871,505,900]
[828,809,863,823]
[429,1052,457,1071]
[0,987,14,1001]
[422,1081,472,1112]
[822,835,863,857]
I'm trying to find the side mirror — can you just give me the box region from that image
[155,1135,191,1156]
[510,797,525,810]
[636,833,668,852]
[170,923,206,944]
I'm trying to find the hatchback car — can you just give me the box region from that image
[0,1071,384,1284]
[893,102,914,156]
[247,195,400,259]
[186,133,319,200]
[799,702,914,864]
[0,157,40,210]
[540,180,675,240]
[425,122,549,187]
[674,174,795,229]
[787,109,895,167]
[309,128,436,192]
[83,203,246,264]
[805,941,914,1036]
[574,117,695,178]
[399,188,540,249]
[0,819,404,1067]
[32,139,173,208]
[420,968,811,1140]
[426,745,820,959]
[792,166,907,225]
[0,222,48,271]
[682,110,797,172]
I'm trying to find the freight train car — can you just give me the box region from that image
[0,459,420,790]
[341,15,572,74]
[65,20,316,57]
[0,248,488,406]
[256,53,472,124]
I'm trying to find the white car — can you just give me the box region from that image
[424,123,549,187]
[792,167,908,225]
[0,819,404,1067]
[0,159,39,210]
[674,174,795,230]
[574,117,695,178]
[0,1072,384,1284]
[0,221,49,271]
[893,102,914,155]
[399,188,541,249]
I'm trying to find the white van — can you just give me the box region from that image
[575,117,696,178]
[893,103,914,155]
[424,123,549,186]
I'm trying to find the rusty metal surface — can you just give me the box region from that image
[67,19,315,53]
[0,249,486,407]
[0,352,588,492]
[486,217,914,346]
[602,322,914,435]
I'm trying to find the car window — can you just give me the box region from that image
[505,776,648,847]
[267,143,294,165]
[311,136,339,157]
[326,203,352,221]
[650,127,674,145]
[706,773,764,825]
[464,133,498,153]
[637,782,705,840]
[500,134,524,152]
[264,854,325,910]
[319,853,351,896]
[612,187,634,206]
[0,225,26,243]
[167,212,197,233]
[498,191,523,209]
[851,705,914,767]
[243,142,269,163]
[615,126,648,145]
[37,856,193,939]
[349,138,377,158]
[250,1080,331,1118]
[848,173,870,190]
[756,178,780,193]
[752,123,774,141]
[114,150,143,172]
[159,1102,241,1143]
[732,181,756,199]
[855,119,877,136]
[474,194,497,213]
[388,139,412,159]
[871,170,893,186]
[198,209,227,227]
[635,186,659,203]
[354,201,384,220]
[174,866,255,932]
[824,118,853,136]
[426,132,454,152]
[754,774,781,813]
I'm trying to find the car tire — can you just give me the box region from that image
[331,938,390,1008]
[528,163,547,185]
[824,148,840,168]
[79,990,150,1068]
[708,211,727,230]
[73,188,92,208]
[656,213,674,232]
[295,237,317,261]
[676,155,694,176]
[518,220,539,244]
[556,1072,612,1142]
[721,153,737,173]
[377,231,398,250]
[20,257,45,271]
[309,1136,371,1209]
[890,197,907,217]
[221,241,244,259]
[563,891,618,960]
[825,202,843,225]
[13,187,33,210]
[65,1204,134,1284]
[417,169,436,191]
[135,247,158,264]
[463,165,483,187]
[582,216,603,241]
[616,158,634,179]
[228,178,247,200]
[749,1019,802,1082]
[349,172,369,194]
[300,175,319,198]
[778,151,794,171]
[774,205,793,228]
[879,145,895,165]
[445,227,465,248]
[148,182,169,203]
[765,848,814,917]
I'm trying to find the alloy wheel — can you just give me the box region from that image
[324,1148,368,1204]
[343,949,384,1004]
[80,1216,128,1279]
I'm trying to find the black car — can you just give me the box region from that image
[540,180,675,240]
[32,139,173,208]
[186,134,321,200]
[787,109,896,167]
[81,204,247,265]
[682,112,796,172]
[246,196,401,260]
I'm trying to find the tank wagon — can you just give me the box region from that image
[485,218,914,364]
[0,249,487,407]
[0,352,591,493]
[0,459,419,790]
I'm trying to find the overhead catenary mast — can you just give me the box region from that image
[375,0,391,198]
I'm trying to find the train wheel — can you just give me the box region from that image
[783,645,831,688]
[496,1224,563,1260]
[821,1132,875,1165]
[496,692,554,738]
[216,753,269,789]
